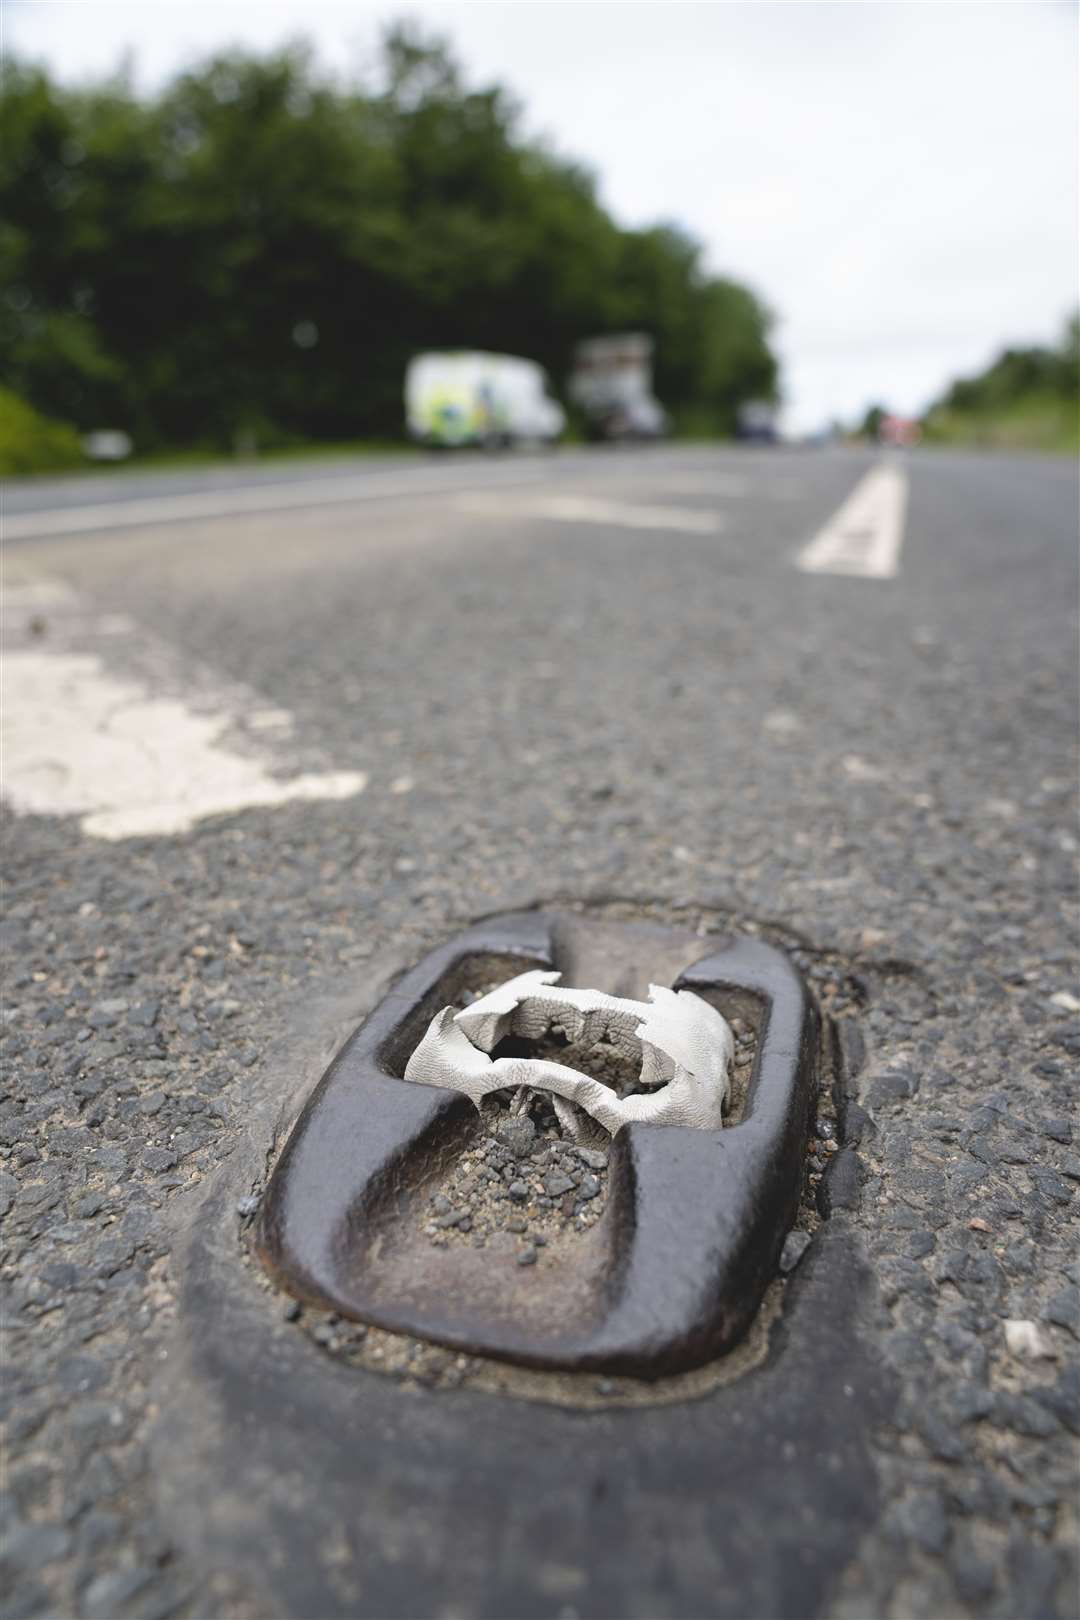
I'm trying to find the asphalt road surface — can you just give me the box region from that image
[3,444,1078,1620]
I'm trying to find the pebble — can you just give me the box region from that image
[779,1230,813,1273]
[1003,1321,1055,1360]
[496,1115,537,1158]
[544,1171,575,1197]
[1044,1290,1080,1337]
[1,1521,72,1572]
[574,1146,608,1170]
[419,1112,611,1258]
[81,1566,155,1619]
[516,1246,538,1266]
[141,1147,177,1173]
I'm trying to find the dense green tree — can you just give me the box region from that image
[939,321,1079,415]
[0,27,778,454]
[920,314,1078,454]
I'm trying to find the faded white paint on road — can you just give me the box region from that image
[461,493,724,535]
[1,575,367,839]
[627,473,749,497]
[533,496,724,534]
[797,461,908,579]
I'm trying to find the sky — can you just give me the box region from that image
[5,0,1078,432]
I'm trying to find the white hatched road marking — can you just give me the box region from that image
[797,461,909,579]
[2,575,368,840]
[461,493,724,535]
[631,473,749,497]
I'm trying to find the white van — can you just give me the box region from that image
[405,351,565,448]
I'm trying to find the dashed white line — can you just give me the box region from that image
[797,461,908,579]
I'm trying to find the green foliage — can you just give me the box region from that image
[0,27,778,454]
[922,314,1079,454]
[0,385,85,474]
[859,404,886,441]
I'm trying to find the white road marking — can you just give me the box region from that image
[762,709,801,737]
[246,708,294,732]
[841,753,889,781]
[629,473,749,497]
[461,493,723,535]
[796,461,908,579]
[1,463,554,542]
[2,575,366,840]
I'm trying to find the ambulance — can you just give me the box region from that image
[405,351,565,448]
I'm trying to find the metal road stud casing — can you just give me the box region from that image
[255,910,820,1378]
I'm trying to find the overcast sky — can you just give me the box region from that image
[6,0,1078,431]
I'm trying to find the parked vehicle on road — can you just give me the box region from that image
[405,352,565,448]
[877,413,923,448]
[735,400,780,444]
[567,333,667,441]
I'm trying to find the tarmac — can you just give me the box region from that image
[2,443,1077,1619]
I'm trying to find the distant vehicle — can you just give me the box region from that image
[405,352,565,448]
[735,401,779,444]
[82,429,133,462]
[878,414,922,448]
[567,333,667,441]
[798,426,839,449]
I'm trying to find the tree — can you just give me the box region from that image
[0,32,781,453]
[859,405,886,441]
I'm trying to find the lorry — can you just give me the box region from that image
[566,332,667,441]
[404,351,565,448]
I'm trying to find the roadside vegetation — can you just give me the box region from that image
[0,386,84,476]
[0,26,778,474]
[921,315,1078,454]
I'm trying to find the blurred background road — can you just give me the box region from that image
[3,442,1078,1618]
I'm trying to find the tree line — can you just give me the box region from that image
[0,27,779,461]
[919,314,1078,453]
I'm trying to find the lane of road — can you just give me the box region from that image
[2,443,848,539]
[2,444,763,525]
